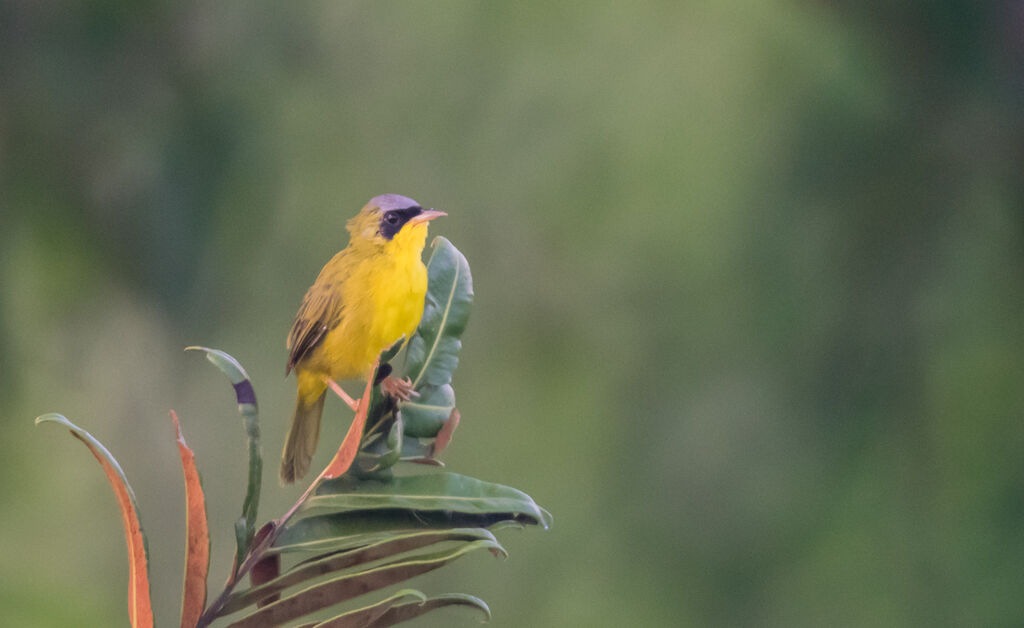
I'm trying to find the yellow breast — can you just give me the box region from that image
[317,222,429,381]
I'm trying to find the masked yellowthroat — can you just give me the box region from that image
[281,194,445,483]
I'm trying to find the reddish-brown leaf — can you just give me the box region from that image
[250,554,281,608]
[171,410,210,628]
[37,414,154,628]
[321,370,376,479]
[432,408,460,456]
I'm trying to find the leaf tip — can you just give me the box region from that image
[487,540,509,560]
[538,507,554,530]
[34,412,66,427]
[168,410,188,446]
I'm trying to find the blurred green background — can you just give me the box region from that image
[3,2,1023,626]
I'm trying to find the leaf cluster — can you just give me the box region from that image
[35,237,549,627]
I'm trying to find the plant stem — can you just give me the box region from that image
[195,474,324,627]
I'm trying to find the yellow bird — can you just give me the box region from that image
[280,194,445,484]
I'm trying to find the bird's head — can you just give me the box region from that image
[347,194,446,250]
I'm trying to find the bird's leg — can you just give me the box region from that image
[323,377,361,412]
[380,376,419,401]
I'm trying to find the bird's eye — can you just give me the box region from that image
[385,214,399,225]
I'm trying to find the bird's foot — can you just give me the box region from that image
[380,376,418,401]
[323,377,362,412]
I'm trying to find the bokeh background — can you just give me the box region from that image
[3,2,1024,626]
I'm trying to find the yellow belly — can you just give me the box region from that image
[297,241,428,401]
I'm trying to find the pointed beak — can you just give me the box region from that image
[410,209,446,224]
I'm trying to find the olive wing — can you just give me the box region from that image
[286,254,348,374]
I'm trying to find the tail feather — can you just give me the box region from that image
[280,391,326,484]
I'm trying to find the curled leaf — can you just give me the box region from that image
[294,590,428,628]
[365,592,491,627]
[186,346,262,571]
[35,414,154,628]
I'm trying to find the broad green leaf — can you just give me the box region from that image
[406,236,473,389]
[269,527,497,556]
[186,346,262,570]
[276,511,528,548]
[365,593,490,627]
[170,411,210,628]
[298,590,428,628]
[398,384,454,438]
[300,472,551,526]
[223,540,502,628]
[276,473,549,548]
[35,414,154,628]
[220,529,501,614]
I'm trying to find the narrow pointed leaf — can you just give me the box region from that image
[406,236,473,389]
[170,411,210,628]
[304,589,428,627]
[366,593,490,627]
[186,346,262,569]
[321,371,375,480]
[223,540,502,628]
[220,529,500,614]
[269,527,497,556]
[35,414,154,628]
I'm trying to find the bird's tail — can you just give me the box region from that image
[280,391,326,484]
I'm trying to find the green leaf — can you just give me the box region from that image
[269,527,497,556]
[301,472,550,524]
[220,529,500,614]
[398,384,455,438]
[223,540,502,628]
[299,590,428,628]
[406,236,473,389]
[186,346,262,571]
[365,593,490,627]
[399,437,442,464]
[297,590,489,628]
